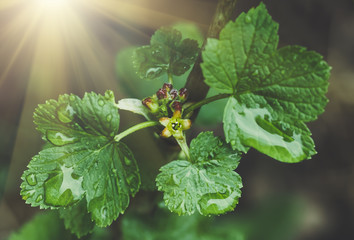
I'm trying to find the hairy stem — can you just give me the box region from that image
[183,93,230,117]
[114,121,160,142]
[184,0,238,120]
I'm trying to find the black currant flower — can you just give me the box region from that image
[159,110,191,139]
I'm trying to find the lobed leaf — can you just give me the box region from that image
[133,27,199,79]
[201,3,330,163]
[21,91,140,227]
[156,132,242,216]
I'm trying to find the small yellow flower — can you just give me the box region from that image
[159,110,191,140]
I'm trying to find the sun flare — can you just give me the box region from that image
[35,0,70,9]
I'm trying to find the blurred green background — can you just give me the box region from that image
[1,0,354,239]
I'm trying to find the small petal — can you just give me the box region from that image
[181,119,192,130]
[161,128,172,138]
[159,117,170,127]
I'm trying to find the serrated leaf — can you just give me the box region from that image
[201,3,330,162]
[134,27,199,79]
[201,3,278,94]
[59,198,95,238]
[21,91,140,227]
[156,132,242,216]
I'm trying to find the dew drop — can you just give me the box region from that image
[46,130,78,146]
[26,174,37,186]
[252,69,259,76]
[245,15,252,23]
[124,157,131,166]
[98,99,105,107]
[146,67,162,78]
[106,114,112,122]
[57,104,75,123]
[36,194,43,203]
[101,207,107,219]
[264,66,270,75]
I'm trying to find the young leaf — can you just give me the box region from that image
[59,198,95,238]
[21,91,140,227]
[116,98,151,120]
[201,3,330,162]
[156,132,242,216]
[134,27,199,79]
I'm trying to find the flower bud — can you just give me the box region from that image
[170,89,178,99]
[142,97,159,113]
[171,101,182,112]
[178,88,188,101]
[156,88,167,99]
[162,83,173,92]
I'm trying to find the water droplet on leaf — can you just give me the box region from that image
[26,174,37,186]
[98,99,105,107]
[252,69,259,76]
[106,114,112,122]
[245,15,252,23]
[46,130,78,146]
[124,157,131,166]
[264,66,270,75]
[146,67,162,78]
[57,104,75,123]
[101,207,107,219]
[36,194,43,202]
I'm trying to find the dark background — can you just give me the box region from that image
[1,0,353,239]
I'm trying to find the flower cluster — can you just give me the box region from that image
[142,83,188,118]
[142,83,191,139]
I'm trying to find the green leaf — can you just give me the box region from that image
[201,3,330,162]
[134,27,199,79]
[156,132,242,216]
[59,198,95,238]
[21,91,140,227]
[201,3,278,94]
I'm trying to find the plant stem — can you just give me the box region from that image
[183,93,230,116]
[184,0,238,120]
[114,121,160,142]
[168,72,173,85]
[176,135,190,161]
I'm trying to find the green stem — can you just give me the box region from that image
[114,121,160,142]
[176,135,190,161]
[184,93,230,116]
[168,72,173,85]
